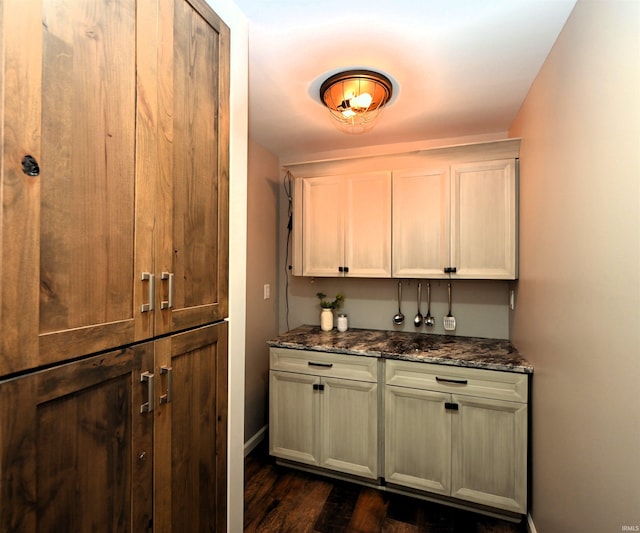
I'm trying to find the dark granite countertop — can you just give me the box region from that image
[268,325,533,374]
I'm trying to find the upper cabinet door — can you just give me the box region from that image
[392,168,450,278]
[154,0,230,335]
[1,0,142,374]
[345,172,392,277]
[451,159,518,279]
[302,176,345,277]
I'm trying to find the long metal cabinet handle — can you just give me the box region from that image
[160,272,174,309]
[140,371,155,413]
[141,272,155,312]
[159,366,173,404]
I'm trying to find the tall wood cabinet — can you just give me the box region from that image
[0,0,230,530]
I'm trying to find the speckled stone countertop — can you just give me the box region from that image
[267,325,533,374]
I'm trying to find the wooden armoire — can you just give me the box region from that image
[0,0,230,530]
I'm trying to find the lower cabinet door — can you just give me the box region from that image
[450,394,527,513]
[320,377,378,479]
[385,385,451,495]
[154,322,228,533]
[269,370,320,466]
[0,343,154,532]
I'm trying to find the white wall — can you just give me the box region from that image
[204,1,248,532]
[244,139,279,444]
[509,1,640,531]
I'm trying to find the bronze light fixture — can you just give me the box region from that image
[319,69,393,134]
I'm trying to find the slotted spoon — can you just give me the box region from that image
[443,282,456,331]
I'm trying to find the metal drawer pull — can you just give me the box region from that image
[159,366,173,404]
[141,272,155,312]
[436,376,468,385]
[160,272,174,309]
[308,362,333,368]
[140,371,155,413]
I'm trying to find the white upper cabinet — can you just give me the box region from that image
[451,159,517,279]
[393,158,518,280]
[291,140,519,280]
[300,172,392,277]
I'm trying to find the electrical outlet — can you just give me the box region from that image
[263,284,270,300]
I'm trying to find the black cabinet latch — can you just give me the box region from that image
[444,267,457,274]
[444,402,459,411]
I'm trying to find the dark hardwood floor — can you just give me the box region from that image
[244,441,528,533]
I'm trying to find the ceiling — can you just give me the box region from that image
[233,0,577,160]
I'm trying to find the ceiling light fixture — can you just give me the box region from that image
[319,69,393,134]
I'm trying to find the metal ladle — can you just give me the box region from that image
[414,282,424,327]
[393,281,405,325]
[424,282,435,327]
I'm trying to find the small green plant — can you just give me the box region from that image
[316,292,344,310]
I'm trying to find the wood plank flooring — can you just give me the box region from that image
[244,442,528,533]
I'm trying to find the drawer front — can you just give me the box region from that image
[385,359,527,403]
[270,347,378,382]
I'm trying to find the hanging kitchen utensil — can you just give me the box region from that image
[424,282,435,327]
[444,282,456,331]
[393,281,405,325]
[414,282,424,327]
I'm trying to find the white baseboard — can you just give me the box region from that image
[527,513,537,533]
[244,424,268,457]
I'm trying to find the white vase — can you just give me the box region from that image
[320,308,333,331]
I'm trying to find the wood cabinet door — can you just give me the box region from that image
[384,385,451,495]
[0,343,154,532]
[301,176,345,276]
[153,321,228,533]
[345,172,392,277]
[392,168,450,278]
[269,370,320,465]
[450,394,527,513]
[1,0,147,374]
[154,0,230,336]
[320,377,379,479]
[450,159,518,279]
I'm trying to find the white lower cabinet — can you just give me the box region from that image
[385,360,528,514]
[269,348,379,479]
[269,348,529,516]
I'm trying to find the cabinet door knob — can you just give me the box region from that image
[21,154,40,176]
